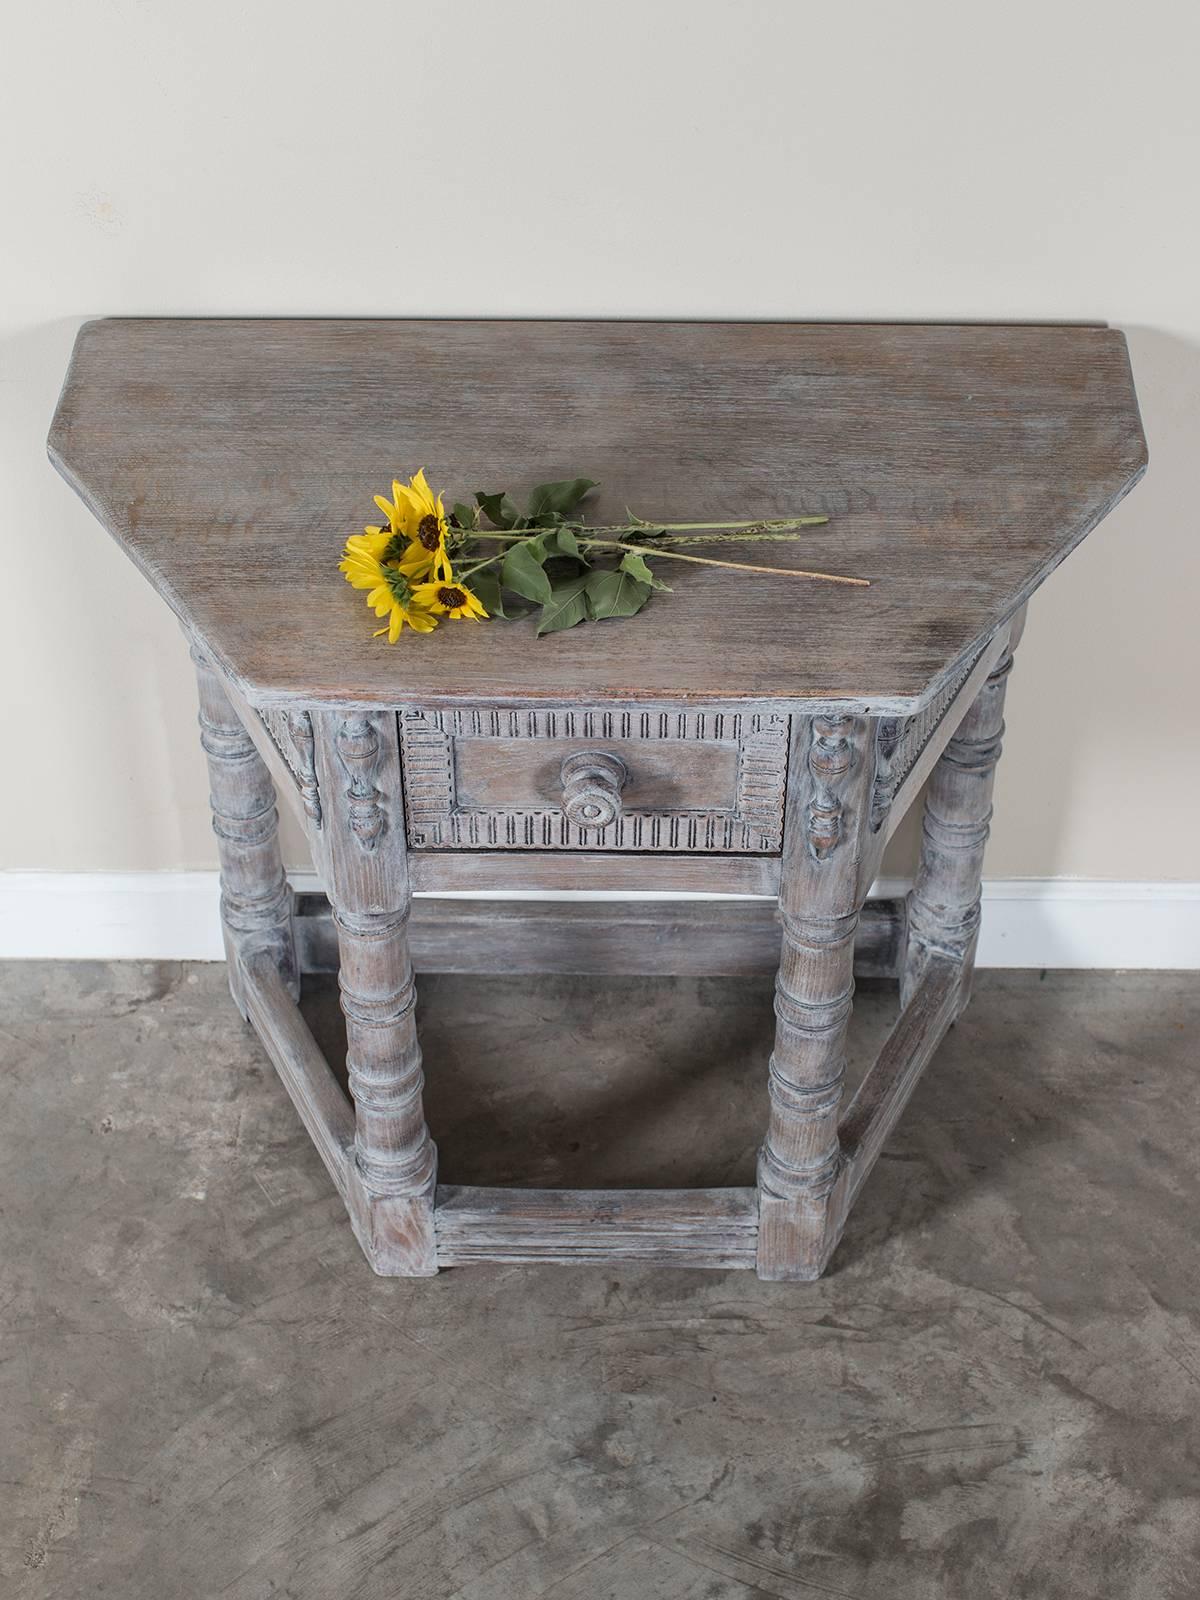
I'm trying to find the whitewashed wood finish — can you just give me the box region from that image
[204,670,326,852]
[239,949,354,1200]
[188,595,1039,1280]
[258,707,323,828]
[872,639,989,833]
[877,629,1012,847]
[192,644,297,1015]
[435,1187,758,1269]
[408,850,784,895]
[184,626,1039,1279]
[178,608,1088,1273]
[756,713,880,1280]
[902,609,1025,1011]
[399,704,790,853]
[80,319,1138,1280]
[49,319,1146,712]
[291,893,907,981]
[310,710,438,1275]
[834,954,961,1220]
[558,749,629,830]
[752,612,1025,1279]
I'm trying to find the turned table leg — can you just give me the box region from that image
[313,712,438,1275]
[903,611,1024,1012]
[192,644,297,1015]
[757,715,878,1280]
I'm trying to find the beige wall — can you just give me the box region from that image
[3,2,1197,880]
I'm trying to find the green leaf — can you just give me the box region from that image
[523,529,557,560]
[475,490,522,530]
[450,500,477,531]
[585,566,653,620]
[536,573,592,635]
[618,550,671,591]
[525,509,564,529]
[526,478,598,521]
[519,528,585,567]
[468,569,504,617]
[501,539,552,604]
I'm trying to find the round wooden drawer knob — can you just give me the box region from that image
[560,750,627,829]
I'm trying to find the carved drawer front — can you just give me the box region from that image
[399,706,790,853]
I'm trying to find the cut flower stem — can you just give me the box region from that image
[464,526,869,587]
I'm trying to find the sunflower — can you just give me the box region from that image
[338,536,439,640]
[339,528,393,589]
[376,468,453,583]
[411,579,490,621]
[344,524,429,584]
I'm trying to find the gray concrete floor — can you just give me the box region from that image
[2,962,1198,1599]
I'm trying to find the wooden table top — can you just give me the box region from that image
[48,319,1146,713]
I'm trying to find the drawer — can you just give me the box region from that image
[399,706,790,853]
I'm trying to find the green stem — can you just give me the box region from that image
[614,542,867,586]
[641,530,832,545]
[627,515,829,531]
[457,549,507,579]
[459,531,867,586]
[468,516,827,542]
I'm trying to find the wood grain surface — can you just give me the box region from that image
[434,1185,758,1269]
[48,319,1146,712]
[290,892,906,980]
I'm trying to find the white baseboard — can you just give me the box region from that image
[0,871,1197,969]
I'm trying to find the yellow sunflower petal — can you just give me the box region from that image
[435,551,454,583]
[398,543,434,579]
[408,468,436,515]
[341,546,387,590]
[397,494,427,535]
[343,530,391,560]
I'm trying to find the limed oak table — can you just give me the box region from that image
[49,319,1146,1279]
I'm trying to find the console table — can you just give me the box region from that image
[48,319,1146,1279]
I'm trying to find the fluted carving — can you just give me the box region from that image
[868,643,990,833]
[287,710,322,827]
[398,704,789,852]
[870,716,905,832]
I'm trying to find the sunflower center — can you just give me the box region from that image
[438,586,466,609]
[417,515,442,551]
